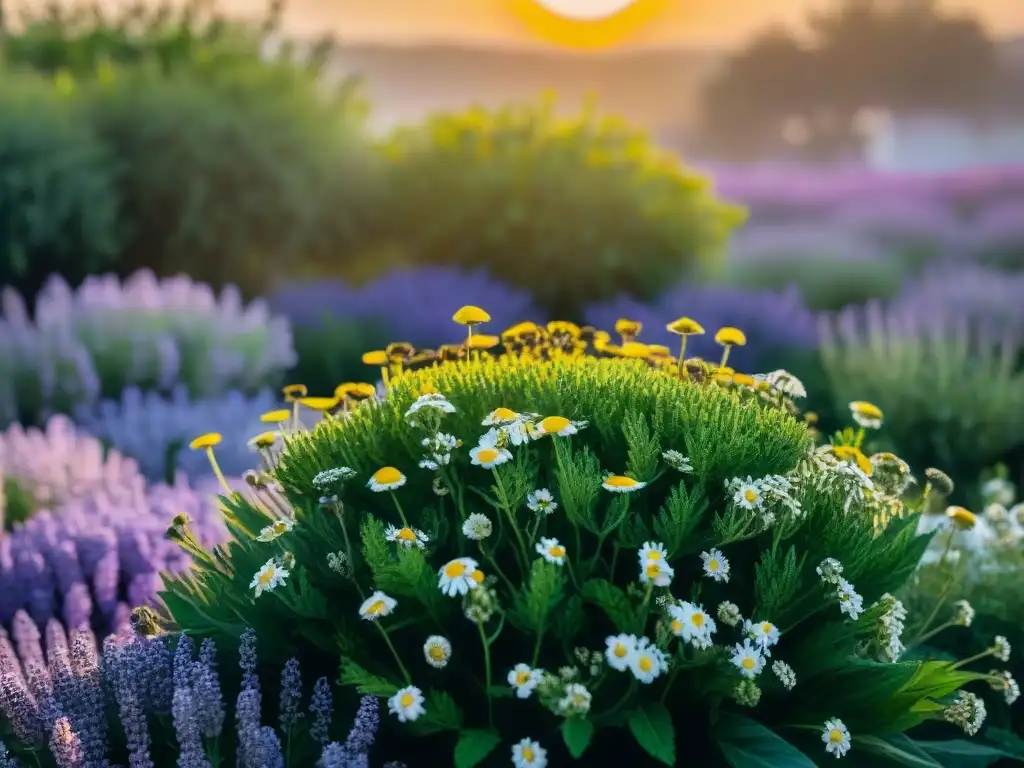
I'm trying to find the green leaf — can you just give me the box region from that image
[562,717,594,759]
[915,739,1019,767]
[856,735,942,768]
[600,494,631,536]
[413,689,464,736]
[520,559,566,632]
[337,657,400,697]
[454,728,501,768]
[627,702,676,766]
[714,712,816,768]
[582,578,638,632]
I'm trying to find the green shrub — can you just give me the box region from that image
[74,62,379,298]
[0,73,121,299]
[362,100,745,317]
[163,316,1000,766]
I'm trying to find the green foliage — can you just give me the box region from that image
[0,73,121,299]
[819,306,1024,492]
[366,98,746,317]
[162,338,987,764]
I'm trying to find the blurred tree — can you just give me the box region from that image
[697,0,1000,160]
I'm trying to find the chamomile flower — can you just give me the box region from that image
[822,718,851,758]
[469,444,513,469]
[628,637,665,684]
[730,639,766,679]
[358,591,397,621]
[745,619,781,653]
[437,557,480,597]
[508,663,543,699]
[670,601,717,648]
[701,548,730,582]
[405,393,456,419]
[423,635,452,669]
[385,524,429,549]
[602,475,647,493]
[849,400,883,429]
[250,558,289,598]
[536,537,567,566]
[368,467,406,492]
[388,686,425,723]
[639,559,674,587]
[558,683,592,716]
[526,488,558,515]
[482,407,519,426]
[532,416,578,437]
[256,518,295,542]
[511,738,547,768]
[772,660,797,690]
[462,513,493,540]
[662,450,693,473]
[638,541,668,563]
[732,478,763,511]
[605,634,637,672]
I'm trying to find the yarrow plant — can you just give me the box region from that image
[161,311,1013,766]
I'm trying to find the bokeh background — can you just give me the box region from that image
[2,0,1024,747]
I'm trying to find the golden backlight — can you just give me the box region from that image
[505,0,671,49]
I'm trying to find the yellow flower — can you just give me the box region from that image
[547,321,581,338]
[452,306,491,326]
[614,318,642,339]
[666,317,705,336]
[732,373,756,387]
[946,506,977,530]
[647,345,671,358]
[362,350,388,366]
[534,416,576,437]
[832,446,873,476]
[281,384,308,401]
[616,342,651,359]
[259,409,291,424]
[482,407,519,426]
[298,397,340,412]
[715,327,747,347]
[602,475,647,493]
[368,467,407,492]
[849,401,884,429]
[359,590,397,621]
[466,334,500,350]
[247,431,278,449]
[189,433,222,450]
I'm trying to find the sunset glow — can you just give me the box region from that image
[504,0,671,49]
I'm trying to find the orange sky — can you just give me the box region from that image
[216,0,1024,48]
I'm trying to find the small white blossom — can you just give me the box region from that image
[701,548,730,583]
[730,639,766,679]
[822,718,851,758]
[993,635,1012,663]
[250,559,289,597]
[508,663,543,699]
[772,660,797,690]
[526,488,558,515]
[511,738,547,768]
[627,637,666,684]
[388,686,425,723]
[717,601,743,627]
[745,619,780,654]
[558,683,592,716]
[358,591,397,621]
[835,578,864,621]
[462,513,493,540]
[405,393,456,419]
[605,634,637,672]
[423,635,452,669]
[536,537,567,566]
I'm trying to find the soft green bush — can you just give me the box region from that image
[163,316,1001,766]
[0,73,121,300]
[819,304,1024,493]
[362,100,745,317]
[74,62,379,298]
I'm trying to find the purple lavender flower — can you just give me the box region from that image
[309,676,333,747]
[585,283,818,372]
[321,742,368,768]
[191,638,225,740]
[270,267,543,348]
[73,386,283,483]
[102,635,154,768]
[172,685,212,768]
[279,657,303,732]
[48,716,85,768]
[174,634,196,690]
[0,741,18,767]
[344,696,379,756]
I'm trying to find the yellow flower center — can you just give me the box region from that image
[366,600,386,615]
[692,613,704,627]
[761,622,773,633]
[373,467,402,485]
[851,401,883,420]
[522,747,535,762]
[744,489,758,503]
[614,644,627,658]
[670,619,683,633]
[638,656,653,672]
[400,693,414,708]
[647,551,662,560]
[272,521,289,534]
[428,646,446,661]
[742,657,755,670]
[708,559,719,571]
[397,528,417,541]
[606,475,638,488]
[829,729,844,744]
[539,416,571,434]
[646,563,661,578]
[548,545,566,558]
[476,448,500,463]
[516,670,531,685]
[492,408,517,420]
[445,562,467,579]
[258,567,276,585]
[470,570,485,584]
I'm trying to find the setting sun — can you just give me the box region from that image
[504,0,672,49]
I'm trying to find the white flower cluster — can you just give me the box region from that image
[873,593,907,663]
[726,474,802,526]
[796,445,874,514]
[817,558,864,621]
[943,691,988,736]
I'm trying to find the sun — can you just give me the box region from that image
[504,0,671,50]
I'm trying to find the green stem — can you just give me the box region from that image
[375,622,412,684]
[493,469,530,573]
[205,448,235,499]
[636,583,653,635]
[531,617,546,667]
[479,542,517,593]
[593,680,637,723]
[906,620,957,652]
[336,504,365,597]
[952,649,994,670]
[477,620,494,727]
[609,544,620,582]
[390,493,410,526]
[585,532,609,579]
